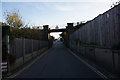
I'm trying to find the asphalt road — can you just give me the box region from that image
[15,40,102,78]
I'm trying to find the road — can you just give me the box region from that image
[15,40,103,78]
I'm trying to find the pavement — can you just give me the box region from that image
[8,40,110,79]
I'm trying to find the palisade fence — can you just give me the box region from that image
[7,38,49,72]
[10,38,48,59]
[69,4,120,74]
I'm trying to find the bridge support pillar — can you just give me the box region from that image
[66,23,75,47]
[42,25,49,41]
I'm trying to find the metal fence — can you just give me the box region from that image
[70,4,120,48]
[10,38,48,58]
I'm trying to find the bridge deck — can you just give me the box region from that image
[49,28,66,33]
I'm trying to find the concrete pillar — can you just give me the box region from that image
[42,25,49,41]
[1,25,10,76]
[66,23,74,34]
[66,23,75,47]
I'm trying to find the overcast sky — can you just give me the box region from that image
[1,0,118,39]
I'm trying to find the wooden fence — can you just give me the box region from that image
[69,4,120,74]
[70,4,120,49]
[2,25,50,75]
[10,38,48,59]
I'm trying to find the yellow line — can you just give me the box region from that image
[7,48,51,78]
[67,48,109,80]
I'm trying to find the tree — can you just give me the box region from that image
[111,0,120,7]
[48,36,55,47]
[4,10,23,28]
[60,32,67,44]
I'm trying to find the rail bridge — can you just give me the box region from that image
[42,23,75,41]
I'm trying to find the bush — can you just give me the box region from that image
[48,36,54,47]
[10,27,42,40]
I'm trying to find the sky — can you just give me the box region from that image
[1,0,118,39]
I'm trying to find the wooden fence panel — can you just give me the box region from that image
[101,15,105,47]
[107,11,111,48]
[98,15,103,47]
[108,9,114,47]
[87,23,90,43]
[94,17,98,45]
[96,16,100,46]
[115,6,120,45]
[10,38,49,59]
[92,20,95,44]
[13,39,24,58]
[27,39,33,54]
[69,5,120,48]
[118,5,120,43]
[81,27,84,43]
[113,6,118,45]
[105,12,110,48]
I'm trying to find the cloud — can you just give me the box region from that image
[55,6,73,11]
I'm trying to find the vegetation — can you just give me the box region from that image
[111,0,120,8]
[10,27,42,40]
[1,24,43,45]
[1,9,54,66]
[2,9,43,44]
[4,10,23,28]
[74,21,91,30]
[48,36,55,47]
[74,21,86,30]
[60,32,67,45]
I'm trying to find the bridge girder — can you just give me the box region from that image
[49,28,67,33]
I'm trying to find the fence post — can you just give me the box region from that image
[0,25,2,79]
[38,40,40,56]
[31,39,33,58]
[39,41,41,54]
[23,39,25,64]
[7,35,9,74]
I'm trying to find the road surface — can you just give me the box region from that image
[15,40,103,78]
